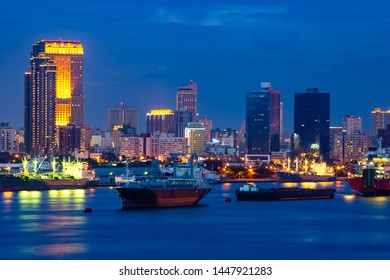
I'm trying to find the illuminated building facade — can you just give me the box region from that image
[294,88,330,160]
[0,122,15,152]
[58,123,81,155]
[185,122,206,155]
[119,136,144,159]
[32,40,84,127]
[107,103,138,133]
[176,81,197,121]
[146,109,176,135]
[329,127,344,163]
[371,108,390,136]
[343,115,362,135]
[24,52,57,156]
[199,116,212,142]
[157,134,187,157]
[246,82,280,156]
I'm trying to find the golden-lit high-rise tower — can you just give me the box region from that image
[35,39,84,127]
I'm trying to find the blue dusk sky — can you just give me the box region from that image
[0,0,389,132]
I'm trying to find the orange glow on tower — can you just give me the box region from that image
[40,40,84,126]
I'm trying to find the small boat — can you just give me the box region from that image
[235,183,335,201]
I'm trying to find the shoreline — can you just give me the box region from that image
[0,184,115,192]
[211,177,348,184]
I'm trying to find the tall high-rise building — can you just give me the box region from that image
[146,109,176,135]
[246,82,280,155]
[30,40,84,127]
[294,88,330,160]
[107,103,138,133]
[176,80,197,121]
[24,52,57,156]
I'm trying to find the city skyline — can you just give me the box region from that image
[1,1,390,132]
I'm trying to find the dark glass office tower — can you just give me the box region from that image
[246,82,280,155]
[294,88,330,160]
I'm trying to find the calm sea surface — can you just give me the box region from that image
[1,181,390,260]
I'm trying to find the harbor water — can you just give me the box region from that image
[1,181,390,260]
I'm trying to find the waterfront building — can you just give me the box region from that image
[24,51,57,156]
[329,127,344,163]
[343,115,362,135]
[294,88,330,160]
[119,136,144,159]
[31,40,84,126]
[25,39,85,156]
[146,109,176,135]
[0,122,15,152]
[280,102,283,143]
[185,122,206,155]
[371,108,390,136]
[176,80,197,121]
[14,129,25,152]
[175,109,193,137]
[246,82,280,156]
[80,125,91,152]
[145,136,159,158]
[157,134,187,158]
[378,125,390,148]
[199,116,212,142]
[57,123,81,156]
[344,131,370,161]
[107,103,138,133]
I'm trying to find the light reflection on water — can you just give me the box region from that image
[1,182,390,260]
[23,243,87,257]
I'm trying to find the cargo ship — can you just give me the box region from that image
[277,159,336,182]
[116,155,211,209]
[276,172,337,183]
[0,157,98,192]
[348,144,390,196]
[235,183,335,201]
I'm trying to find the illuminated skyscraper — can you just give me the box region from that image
[24,52,57,156]
[176,81,197,121]
[32,40,84,127]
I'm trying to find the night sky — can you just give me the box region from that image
[1,0,389,133]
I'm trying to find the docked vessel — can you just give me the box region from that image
[276,172,337,183]
[277,158,336,182]
[235,183,335,201]
[0,157,97,191]
[116,155,211,209]
[348,145,390,196]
